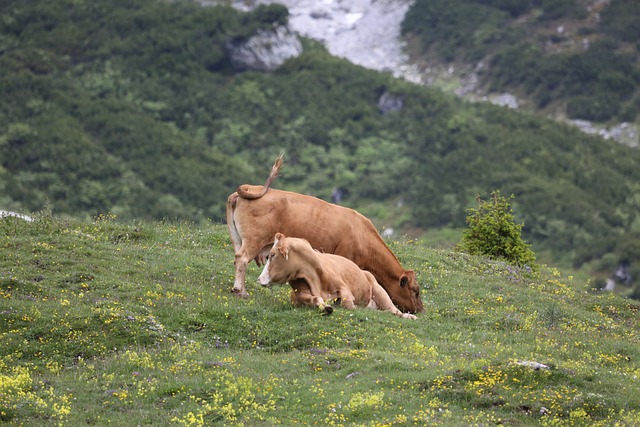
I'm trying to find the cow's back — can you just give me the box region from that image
[232,188,373,257]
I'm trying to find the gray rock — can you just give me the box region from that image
[0,210,33,221]
[377,91,404,114]
[489,93,518,109]
[227,26,302,72]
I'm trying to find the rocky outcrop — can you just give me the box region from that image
[233,0,421,83]
[377,91,404,114]
[569,120,639,147]
[603,261,633,291]
[0,210,33,221]
[227,25,302,72]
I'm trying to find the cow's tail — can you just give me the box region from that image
[237,152,284,200]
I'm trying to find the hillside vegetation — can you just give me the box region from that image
[402,0,640,124]
[1,0,640,294]
[1,215,639,425]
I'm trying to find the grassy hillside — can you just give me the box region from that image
[2,215,639,426]
[1,0,640,293]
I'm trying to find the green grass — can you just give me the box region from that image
[1,215,639,426]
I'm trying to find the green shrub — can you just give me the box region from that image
[458,191,537,269]
[566,93,620,121]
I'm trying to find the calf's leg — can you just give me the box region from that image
[290,287,333,315]
[337,289,357,309]
[370,280,417,320]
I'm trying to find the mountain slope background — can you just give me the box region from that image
[402,0,640,140]
[1,0,639,295]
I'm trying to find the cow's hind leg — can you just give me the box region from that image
[370,279,417,320]
[226,193,242,253]
[228,193,250,296]
[232,242,262,298]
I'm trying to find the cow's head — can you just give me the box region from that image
[394,270,424,313]
[258,233,291,286]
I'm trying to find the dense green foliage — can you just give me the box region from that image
[403,0,640,122]
[459,191,537,269]
[1,0,640,295]
[1,216,640,425]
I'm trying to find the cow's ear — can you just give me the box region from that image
[400,275,409,287]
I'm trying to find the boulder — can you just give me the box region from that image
[227,26,303,72]
[377,91,404,114]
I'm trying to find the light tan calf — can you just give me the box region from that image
[258,233,416,319]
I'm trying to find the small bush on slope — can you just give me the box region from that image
[458,191,537,269]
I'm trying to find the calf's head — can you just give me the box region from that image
[258,233,292,286]
[393,271,424,313]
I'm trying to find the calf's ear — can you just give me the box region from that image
[278,243,289,260]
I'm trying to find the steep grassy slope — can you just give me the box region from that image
[1,215,639,425]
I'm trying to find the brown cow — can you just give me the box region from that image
[258,233,417,319]
[226,155,424,313]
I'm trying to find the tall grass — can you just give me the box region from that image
[1,215,638,426]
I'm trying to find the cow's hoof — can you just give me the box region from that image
[231,288,249,299]
[321,305,333,315]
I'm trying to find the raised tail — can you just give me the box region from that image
[237,152,284,200]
